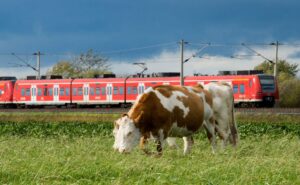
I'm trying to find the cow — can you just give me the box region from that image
[204,82,239,147]
[113,85,216,155]
[163,82,239,150]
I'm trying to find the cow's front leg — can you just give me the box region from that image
[155,139,163,156]
[140,134,153,155]
[140,136,149,154]
[183,136,193,155]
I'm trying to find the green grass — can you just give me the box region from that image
[0,135,299,184]
[0,113,299,184]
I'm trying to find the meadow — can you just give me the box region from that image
[0,112,299,184]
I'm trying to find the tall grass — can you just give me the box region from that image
[0,135,299,184]
[0,112,299,184]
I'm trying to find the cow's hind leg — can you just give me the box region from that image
[183,136,193,155]
[215,119,230,149]
[204,118,217,153]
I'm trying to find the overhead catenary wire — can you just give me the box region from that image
[0,41,300,57]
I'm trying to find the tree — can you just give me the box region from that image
[72,49,111,78]
[46,61,76,78]
[279,78,300,107]
[47,49,111,78]
[254,60,299,82]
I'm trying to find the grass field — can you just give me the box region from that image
[0,112,299,184]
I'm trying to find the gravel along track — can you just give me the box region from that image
[0,107,299,115]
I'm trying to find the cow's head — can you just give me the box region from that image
[113,114,141,153]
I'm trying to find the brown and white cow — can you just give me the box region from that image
[162,82,239,150]
[204,82,239,147]
[113,85,216,155]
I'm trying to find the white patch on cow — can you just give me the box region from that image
[128,87,154,116]
[168,122,193,137]
[154,90,190,118]
[144,86,154,93]
[112,125,119,151]
[113,116,141,153]
[189,88,213,121]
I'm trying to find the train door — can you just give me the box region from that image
[53,85,59,103]
[31,85,37,104]
[83,83,89,103]
[106,83,112,104]
[138,83,145,95]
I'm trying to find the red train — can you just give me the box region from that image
[0,71,279,108]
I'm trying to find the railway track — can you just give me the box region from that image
[235,108,300,115]
[0,107,299,115]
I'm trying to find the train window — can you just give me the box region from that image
[38,88,42,96]
[119,87,124,95]
[60,88,64,96]
[66,88,70,96]
[133,87,137,94]
[101,87,106,95]
[21,88,25,96]
[90,88,95,95]
[249,80,252,88]
[26,88,30,96]
[96,87,100,95]
[240,84,245,94]
[44,88,48,96]
[78,88,83,96]
[127,87,131,95]
[0,90,2,96]
[233,85,238,94]
[48,88,53,96]
[73,88,77,96]
[114,87,118,95]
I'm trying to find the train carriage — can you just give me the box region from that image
[2,71,279,108]
[0,80,15,107]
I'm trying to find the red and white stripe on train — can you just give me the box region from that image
[0,73,279,108]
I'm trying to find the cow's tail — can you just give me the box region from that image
[229,94,239,146]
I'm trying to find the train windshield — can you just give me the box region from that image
[258,75,275,92]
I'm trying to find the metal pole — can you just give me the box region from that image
[180,39,184,86]
[36,51,41,79]
[273,41,279,78]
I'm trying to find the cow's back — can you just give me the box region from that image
[128,85,206,137]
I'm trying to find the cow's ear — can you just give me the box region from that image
[122,113,128,117]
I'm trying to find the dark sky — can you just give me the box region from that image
[0,0,299,76]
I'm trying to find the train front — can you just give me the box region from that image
[257,74,279,107]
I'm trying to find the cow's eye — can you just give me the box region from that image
[127,132,132,136]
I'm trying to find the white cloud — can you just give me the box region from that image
[1,45,300,79]
[110,46,300,77]
[0,66,49,79]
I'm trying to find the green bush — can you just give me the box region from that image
[279,78,300,107]
[0,121,113,138]
[0,120,299,139]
